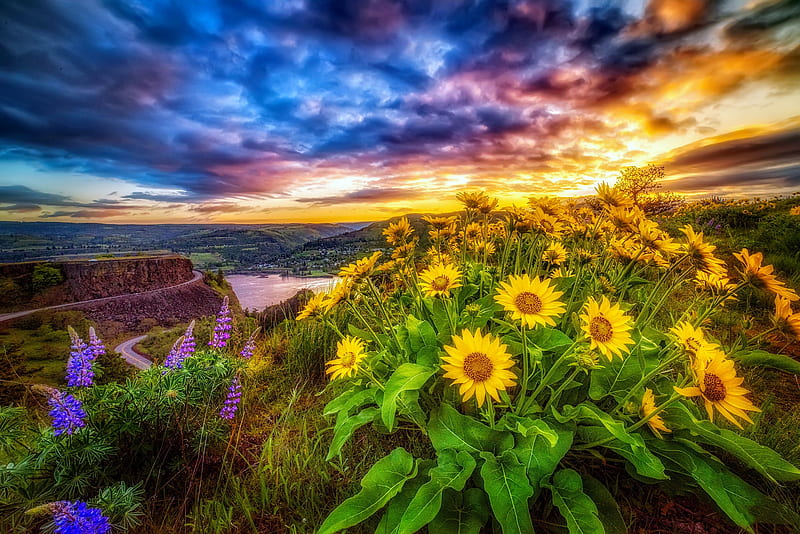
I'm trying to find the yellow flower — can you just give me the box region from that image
[542,242,567,265]
[471,239,496,256]
[733,248,799,301]
[529,208,565,238]
[790,206,800,216]
[296,292,327,320]
[463,222,482,241]
[442,329,517,406]
[641,388,671,437]
[636,219,681,255]
[391,241,417,260]
[669,321,716,355]
[495,274,566,328]
[694,270,737,301]
[339,251,382,280]
[383,217,414,246]
[422,215,458,229]
[580,296,634,360]
[680,225,726,276]
[326,336,367,380]
[674,350,760,429]
[595,182,632,209]
[772,296,800,341]
[419,263,463,298]
[322,279,353,312]
[456,191,490,211]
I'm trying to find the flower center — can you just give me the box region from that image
[703,373,726,401]
[463,352,494,382]
[431,275,450,291]
[514,292,543,314]
[685,337,701,352]
[590,316,614,343]
[340,351,357,368]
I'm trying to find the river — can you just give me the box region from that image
[226,274,337,311]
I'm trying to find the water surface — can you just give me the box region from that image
[227,274,336,311]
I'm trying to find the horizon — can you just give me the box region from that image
[1,0,799,224]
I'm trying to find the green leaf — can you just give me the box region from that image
[319,448,417,534]
[581,475,627,534]
[578,426,668,480]
[548,469,605,534]
[670,404,800,483]
[326,407,378,461]
[348,323,378,343]
[398,450,476,534]
[479,450,535,534]
[648,438,765,532]
[527,327,573,351]
[406,316,438,352]
[513,427,573,496]
[500,414,558,446]
[589,353,657,401]
[323,388,375,416]
[428,488,489,534]
[416,345,440,367]
[375,461,434,534]
[381,364,437,431]
[428,404,514,454]
[731,349,800,375]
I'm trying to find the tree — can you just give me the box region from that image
[31,264,64,292]
[615,164,683,215]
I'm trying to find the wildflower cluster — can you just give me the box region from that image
[50,501,111,534]
[310,187,800,534]
[209,296,233,348]
[47,389,87,436]
[219,374,242,420]
[65,327,95,387]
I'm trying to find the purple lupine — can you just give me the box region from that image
[88,327,106,359]
[66,327,94,387]
[163,335,186,371]
[239,328,260,359]
[179,320,196,359]
[219,374,242,420]
[209,296,232,349]
[48,389,87,436]
[50,501,111,534]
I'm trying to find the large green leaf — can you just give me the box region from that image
[318,448,417,534]
[561,403,667,480]
[588,352,657,401]
[670,404,800,483]
[428,487,489,534]
[428,404,514,454]
[323,388,375,416]
[397,450,476,534]
[406,316,438,352]
[548,469,605,534]
[649,438,765,532]
[500,414,559,446]
[375,460,434,534]
[731,349,800,375]
[578,426,667,480]
[581,475,627,534]
[480,450,535,534]
[527,327,573,351]
[381,364,437,431]
[326,407,378,460]
[513,427,573,496]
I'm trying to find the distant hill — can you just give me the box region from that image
[0,221,355,268]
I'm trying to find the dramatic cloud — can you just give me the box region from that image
[0,0,799,221]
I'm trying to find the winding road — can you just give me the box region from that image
[114,335,152,369]
[0,270,204,323]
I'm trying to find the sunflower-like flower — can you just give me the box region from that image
[428,223,457,241]
[383,217,414,246]
[772,296,800,341]
[530,208,565,238]
[478,196,499,214]
[339,251,382,280]
[391,241,417,260]
[641,388,671,437]
[680,225,726,276]
[442,329,517,406]
[636,219,681,256]
[323,279,353,312]
[419,263,463,298]
[607,206,642,233]
[528,196,564,217]
[580,296,634,360]
[326,336,368,380]
[542,242,567,265]
[595,182,633,209]
[471,239,496,256]
[669,321,718,356]
[296,292,327,320]
[674,349,760,428]
[733,248,799,301]
[463,222,482,241]
[456,191,490,211]
[495,274,565,328]
[694,270,738,300]
[422,215,458,229]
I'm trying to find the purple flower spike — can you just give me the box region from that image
[66,327,94,387]
[209,297,232,349]
[88,327,106,359]
[219,374,242,420]
[48,390,87,436]
[180,320,196,358]
[239,328,260,360]
[50,500,111,534]
[163,335,186,371]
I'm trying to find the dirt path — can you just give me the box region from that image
[114,335,152,370]
[0,270,204,323]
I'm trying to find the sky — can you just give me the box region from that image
[0,0,798,224]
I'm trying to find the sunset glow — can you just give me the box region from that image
[1,0,799,223]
